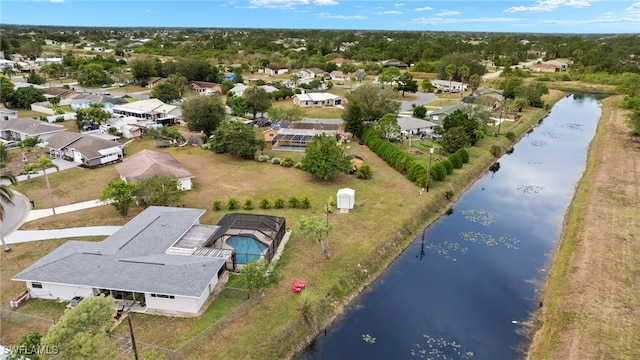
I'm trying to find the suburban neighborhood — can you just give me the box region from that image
[0,21,637,360]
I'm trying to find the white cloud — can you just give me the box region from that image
[541,14,640,25]
[313,0,338,5]
[504,0,591,13]
[626,2,640,12]
[410,16,519,25]
[374,10,402,15]
[395,3,404,6]
[317,12,367,20]
[414,6,432,12]
[49,0,64,3]
[436,10,461,16]
[249,0,309,9]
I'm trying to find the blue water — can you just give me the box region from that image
[227,236,268,264]
[297,94,603,360]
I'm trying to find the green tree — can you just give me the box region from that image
[356,164,373,179]
[75,103,110,131]
[12,86,45,109]
[467,73,481,92]
[458,65,470,97]
[77,63,112,87]
[442,109,480,145]
[378,66,401,88]
[24,157,59,221]
[522,82,549,108]
[441,126,470,154]
[301,133,351,180]
[343,83,400,137]
[136,175,184,207]
[0,173,17,251]
[513,97,529,112]
[165,74,188,95]
[149,81,181,104]
[129,55,158,82]
[244,86,272,119]
[394,72,418,97]
[7,332,42,360]
[0,76,15,106]
[230,96,250,117]
[19,135,41,149]
[240,259,280,296]
[209,120,258,159]
[421,79,435,93]
[500,76,524,100]
[373,113,401,140]
[445,64,457,93]
[41,295,115,359]
[26,72,46,85]
[298,215,333,258]
[413,105,427,119]
[182,95,225,137]
[267,105,304,123]
[99,179,138,216]
[354,68,366,82]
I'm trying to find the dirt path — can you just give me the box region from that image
[528,95,640,359]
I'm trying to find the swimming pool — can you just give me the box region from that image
[227,236,268,264]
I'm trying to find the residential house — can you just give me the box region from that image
[0,118,66,141]
[112,98,181,121]
[146,77,165,89]
[429,104,468,123]
[257,66,289,76]
[397,115,437,136]
[269,128,337,150]
[12,207,286,316]
[380,59,409,69]
[116,149,195,190]
[293,93,342,108]
[103,117,146,139]
[42,87,82,105]
[329,70,348,81]
[0,109,18,121]
[70,94,128,110]
[292,68,325,79]
[531,63,561,73]
[45,131,124,167]
[228,84,278,97]
[223,73,237,82]
[190,81,221,95]
[431,80,467,93]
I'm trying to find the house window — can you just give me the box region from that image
[150,293,175,299]
[31,282,43,289]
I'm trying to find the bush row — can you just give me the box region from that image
[212,195,312,211]
[362,128,469,187]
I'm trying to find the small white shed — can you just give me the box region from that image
[337,188,355,213]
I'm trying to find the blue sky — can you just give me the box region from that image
[2,0,639,33]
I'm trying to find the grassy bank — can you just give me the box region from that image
[527,95,640,359]
[1,90,567,359]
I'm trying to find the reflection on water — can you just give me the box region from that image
[296,94,602,360]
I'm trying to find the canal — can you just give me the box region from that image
[297,94,603,360]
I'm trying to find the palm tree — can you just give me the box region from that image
[290,74,301,88]
[25,157,59,221]
[0,174,17,252]
[445,64,457,95]
[458,65,470,98]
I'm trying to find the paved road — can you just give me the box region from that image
[400,91,437,112]
[0,191,30,237]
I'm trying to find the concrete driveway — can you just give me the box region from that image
[400,91,437,112]
[0,191,30,237]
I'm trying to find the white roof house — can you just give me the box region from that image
[112,99,181,120]
[397,116,438,134]
[0,118,67,141]
[293,93,342,108]
[228,84,279,97]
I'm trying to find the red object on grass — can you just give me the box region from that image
[292,278,306,293]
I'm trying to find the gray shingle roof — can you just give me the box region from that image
[13,207,226,297]
[45,132,123,160]
[0,118,66,136]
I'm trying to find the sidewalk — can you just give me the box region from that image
[26,199,110,222]
[6,226,121,244]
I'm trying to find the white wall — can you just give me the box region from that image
[27,282,93,301]
[178,178,193,191]
[145,292,202,314]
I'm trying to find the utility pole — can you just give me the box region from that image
[426,147,434,192]
[127,311,139,360]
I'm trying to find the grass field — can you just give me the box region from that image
[1,89,591,359]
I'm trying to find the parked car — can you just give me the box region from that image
[253,119,272,127]
[70,296,84,307]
